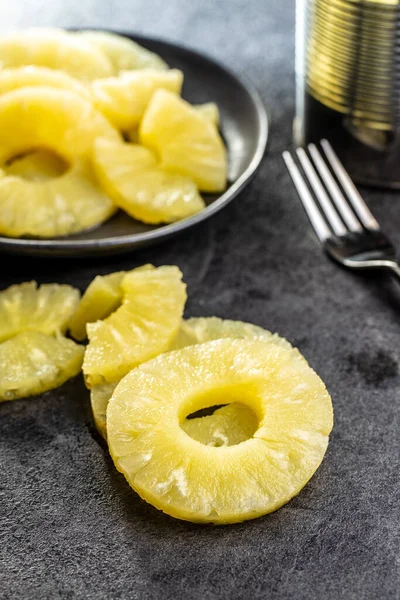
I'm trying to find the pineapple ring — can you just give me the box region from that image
[0,66,91,100]
[91,316,292,441]
[0,158,116,238]
[76,30,168,73]
[93,140,205,225]
[0,281,80,343]
[0,87,120,164]
[0,87,120,237]
[69,265,152,341]
[0,331,84,402]
[107,339,333,524]
[83,265,187,387]
[0,28,113,81]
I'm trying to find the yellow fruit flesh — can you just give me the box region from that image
[0,158,115,238]
[5,150,68,182]
[140,89,227,192]
[0,87,120,165]
[0,87,119,238]
[107,339,333,524]
[0,331,84,401]
[69,271,125,341]
[77,30,167,73]
[93,140,205,224]
[0,28,113,80]
[126,103,220,143]
[91,317,290,441]
[91,382,117,440]
[170,317,293,351]
[83,265,187,387]
[195,102,220,127]
[0,66,91,100]
[0,281,80,343]
[91,69,183,131]
[69,265,153,341]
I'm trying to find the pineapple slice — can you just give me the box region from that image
[91,381,117,440]
[91,69,183,131]
[0,87,120,165]
[83,265,186,387]
[0,281,80,343]
[93,140,205,224]
[69,265,153,341]
[91,383,258,445]
[171,317,293,351]
[107,339,333,524]
[195,102,220,127]
[91,318,292,441]
[91,317,291,441]
[77,30,167,73]
[182,404,259,447]
[69,271,125,341]
[0,158,115,238]
[0,66,91,99]
[5,150,68,182]
[140,89,227,192]
[0,331,84,402]
[0,28,113,80]
[126,103,220,143]
[0,87,119,237]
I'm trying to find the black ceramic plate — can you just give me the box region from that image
[0,31,269,257]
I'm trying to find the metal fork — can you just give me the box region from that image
[283,139,400,282]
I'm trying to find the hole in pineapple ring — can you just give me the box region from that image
[180,386,262,448]
[4,148,70,181]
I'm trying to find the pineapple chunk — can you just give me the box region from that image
[0,66,91,99]
[93,140,205,224]
[91,317,292,441]
[195,102,220,127]
[0,28,113,80]
[0,281,80,343]
[69,271,125,341]
[107,339,333,524]
[140,89,227,192]
[126,103,220,143]
[69,265,153,341]
[83,265,186,387]
[0,87,120,165]
[0,331,84,402]
[0,158,115,238]
[77,30,167,73]
[91,69,183,131]
[5,150,68,182]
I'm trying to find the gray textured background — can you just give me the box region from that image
[1,1,400,599]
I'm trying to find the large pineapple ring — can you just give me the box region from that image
[0,87,120,237]
[107,338,333,524]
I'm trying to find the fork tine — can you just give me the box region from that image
[308,144,363,233]
[282,151,331,242]
[296,148,347,237]
[320,139,380,231]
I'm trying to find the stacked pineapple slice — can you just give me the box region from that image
[0,282,83,401]
[0,28,227,239]
[2,266,333,524]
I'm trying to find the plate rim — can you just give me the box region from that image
[0,31,269,254]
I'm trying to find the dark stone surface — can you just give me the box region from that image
[1,1,400,598]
